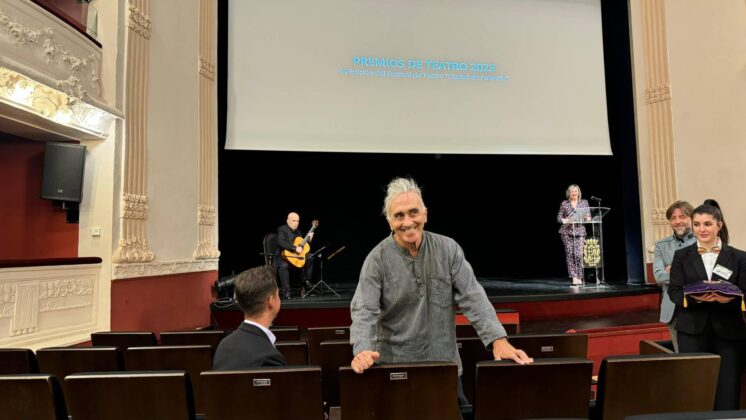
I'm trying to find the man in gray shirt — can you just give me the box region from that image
[349,177,532,402]
[653,200,695,352]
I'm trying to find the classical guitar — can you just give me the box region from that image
[281,219,319,268]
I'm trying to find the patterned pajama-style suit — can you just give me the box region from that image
[557,199,589,280]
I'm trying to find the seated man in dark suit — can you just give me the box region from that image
[213,265,287,369]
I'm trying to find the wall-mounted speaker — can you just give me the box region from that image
[40,142,86,203]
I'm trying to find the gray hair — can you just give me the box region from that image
[565,184,582,199]
[382,177,423,218]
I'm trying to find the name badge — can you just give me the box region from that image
[713,264,733,280]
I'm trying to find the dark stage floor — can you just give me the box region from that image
[214,277,659,310]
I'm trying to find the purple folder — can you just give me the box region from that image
[683,280,745,310]
[684,280,743,298]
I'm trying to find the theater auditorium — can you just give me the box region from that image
[2,1,746,419]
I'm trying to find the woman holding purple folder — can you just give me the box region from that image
[668,201,746,410]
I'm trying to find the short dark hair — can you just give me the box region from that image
[665,200,694,220]
[234,265,278,317]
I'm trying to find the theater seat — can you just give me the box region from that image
[275,340,309,365]
[125,345,212,414]
[593,353,720,420]
[307,326,350,365]
[339,362,459,420]
[0,347,39,374]
[65,371,196,420]
[91,331,157,349]
[160,330,225,353]
[473,358,593,420]
[0,374,68,420]
[36,346,123,407]
[201,366,323,420]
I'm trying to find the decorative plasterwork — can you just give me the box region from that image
[0,66,115,138]
[0,263,100,345]
[38,278,94,312]
[122,193,148,220]
[198,205,216,226]
[112,259,219,280]
[194,0,220,260]
[128,5,151,39]
[646,83,671,104]
[652,208,669,226]
[0,1,102,101]
[198,55,215,81]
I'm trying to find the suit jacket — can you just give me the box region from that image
[213,322,287,370]
[277,224,303,254]
[653,232,697,323]
[668,243,746,340]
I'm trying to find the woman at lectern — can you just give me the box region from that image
[556,184,589,286]
[668,201,746,410]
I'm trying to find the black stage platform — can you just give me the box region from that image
[212,278,659,311]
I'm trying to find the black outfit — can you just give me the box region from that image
[213,322,287,370]
[276,224,314,296]
[668,243,746,410]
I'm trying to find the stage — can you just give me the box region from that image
[211,277,662,331]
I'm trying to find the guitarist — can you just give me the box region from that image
[276,212,315,299]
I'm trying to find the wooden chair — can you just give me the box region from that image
[0,374,68,420]
[458,333,588,404]
[319,339,354,407]
[65,371,196,420]
[473,358,593,420]
[639,339,674,355]
[201,366,323,420]
[91,331,157,349]
[160,330,225,353]
[307,326,349,365]
[593,353,721,420]
[125,345,212,414]
[508,333,588,358]
[36,346,123,407]
[276,340,309,365]
[457,337,492,404]
[271,325,301,341]
[0,347,39,374]
[339,362,460,420]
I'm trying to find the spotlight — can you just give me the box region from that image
[214,273,236,299]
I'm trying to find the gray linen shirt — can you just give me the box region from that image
[350,231,506,375]
[653,232,696,323]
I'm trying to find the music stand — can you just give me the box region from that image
[304,246,343,298]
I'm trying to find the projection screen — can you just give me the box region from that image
[226,0,611,155]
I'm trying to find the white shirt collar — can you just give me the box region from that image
[244,320,276,345]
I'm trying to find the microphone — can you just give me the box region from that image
[590,196,603,201]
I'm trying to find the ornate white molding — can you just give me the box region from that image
[646,83,671,104]
[652,208,669,226]
[112,259,219,280]
[198,55,215,81]
[0,263,100,345]
[0,284,15,318]
[198,205,216,226]
[122,193,148,220]
[128,5,151,39]
[0,1,102,100]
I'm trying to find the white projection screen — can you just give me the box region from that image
[226,0,612,155]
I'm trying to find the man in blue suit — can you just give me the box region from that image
[213,265,287,369]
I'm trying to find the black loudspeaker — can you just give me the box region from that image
[40,142,86,203]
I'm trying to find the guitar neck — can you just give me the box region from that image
[297,224,318,248]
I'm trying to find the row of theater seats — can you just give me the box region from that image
[0,330,731,419]
[0,350,727,420]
